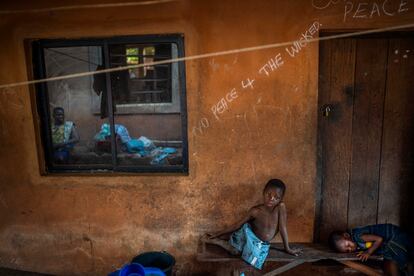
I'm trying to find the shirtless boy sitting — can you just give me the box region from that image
[202,179,301,270]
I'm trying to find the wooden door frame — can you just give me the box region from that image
[314,30,414,242]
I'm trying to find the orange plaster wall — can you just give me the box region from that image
[0,0,413,274]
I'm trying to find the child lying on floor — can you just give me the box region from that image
[329,224,414,276]
[201,179,301,270]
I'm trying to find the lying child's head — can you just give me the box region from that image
[263,179,286,208]
[328,231,358,253]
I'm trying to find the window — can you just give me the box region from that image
[32,34,188,173]
[108,43,181,113]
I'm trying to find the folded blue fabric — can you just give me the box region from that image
[94,123,131,144]
[229,223,270,269]
[126,136,156,154]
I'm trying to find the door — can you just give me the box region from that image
[317,34,414,241]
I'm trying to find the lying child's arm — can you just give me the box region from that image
[357,234,383,261]
[206,207,256,239]
[279,203,302,256]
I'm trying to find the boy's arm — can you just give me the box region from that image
[279,203,301,256]
[357,234,383,261]
[206,207,257,239]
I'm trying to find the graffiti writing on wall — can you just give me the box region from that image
[192,22,321,137]
[312,0,409,22]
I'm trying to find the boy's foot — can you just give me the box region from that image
[200,235,240,255]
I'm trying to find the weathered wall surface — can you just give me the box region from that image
[0,0,413,274]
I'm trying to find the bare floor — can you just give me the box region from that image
[1,260,378,275]
[175,260,379,275]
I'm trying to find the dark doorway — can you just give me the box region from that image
[317,33,414,242]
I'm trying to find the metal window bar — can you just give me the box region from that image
[104,42,118,168]
[109,45,172,104]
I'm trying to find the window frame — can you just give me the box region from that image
[32,34,189,174]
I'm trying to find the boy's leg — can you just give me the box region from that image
[383,260,400,276]
[200,235,240,255]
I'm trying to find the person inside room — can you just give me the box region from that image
[51,107,80,163]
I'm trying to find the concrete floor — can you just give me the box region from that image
[1,260,379,275]
[174,260,379,275]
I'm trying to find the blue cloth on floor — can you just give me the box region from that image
[351,224,414,270]
[126,136,155,153]
[94,124,177,164]
[150,147,177,164]
[127,138,176,164]
[94,123,131,143]
[229,223,270,270]
[114,124,131,144]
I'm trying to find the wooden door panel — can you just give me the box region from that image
[318,38,356,240]
[378,38,414,232]
[318,35,413,241]
[347,39,389,228]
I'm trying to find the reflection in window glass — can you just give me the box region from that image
[111,43,183,167]
[110,43,173,104]
[33,35,188,173]
[44,46,113,166]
